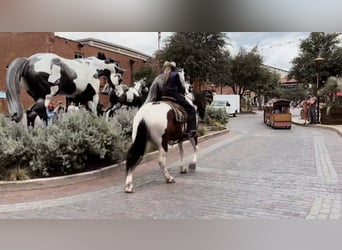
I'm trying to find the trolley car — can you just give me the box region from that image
[263,99,292,129]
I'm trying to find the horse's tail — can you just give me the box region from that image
[6,57,28,122]
[126,119,148,174]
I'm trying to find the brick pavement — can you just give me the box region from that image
[0,130,230,203]
[290,107,342,219]
[1,111,342,219]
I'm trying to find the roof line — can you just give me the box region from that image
[76,37,152,58]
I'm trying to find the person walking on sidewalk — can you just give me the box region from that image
[309,95,317,124]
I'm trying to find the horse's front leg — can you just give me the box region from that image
[158,148,175,183]
[44,86,59,108]
[188,137,198,171]
[125,169,134,193]
[88,94,99,115]
[178,142,187,174]
[26,109,37,128]
[29,99,48,127]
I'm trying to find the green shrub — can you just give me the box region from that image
[0,111,130,179]
[197,124,208,136]
[110,107,137,141]
[0,167,31,181]
[0,114,34,172]
[204,106,229,126]
[28,111,126,177]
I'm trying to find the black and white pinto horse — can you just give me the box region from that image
[6,52,122,127]
[103,78,149,119]
[124,69,207,193]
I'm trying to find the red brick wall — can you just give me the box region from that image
[0,32,149,114]
[193,80,235,95]
[0,32,54,114]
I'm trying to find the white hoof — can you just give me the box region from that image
[166,177,175,183]
[180,169,187,174]
[180,166,187,174]
[125,185,133,193]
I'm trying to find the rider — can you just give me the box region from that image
[161,61,197,137]
[143,61,169,104]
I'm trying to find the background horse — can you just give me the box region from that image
[6,52,122,127]
[124,69,207,193]
[103,78,149,118]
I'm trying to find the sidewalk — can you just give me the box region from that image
[291,108,342,137]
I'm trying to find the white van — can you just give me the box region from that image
[210,94,240,117]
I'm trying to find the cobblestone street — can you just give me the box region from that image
[1,109,342,219]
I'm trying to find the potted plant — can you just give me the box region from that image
[319,77,342,124]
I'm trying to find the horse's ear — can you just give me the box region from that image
[97,52,106,60]
[116,66,124,75]
[105,58,115,64]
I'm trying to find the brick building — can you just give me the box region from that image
[0,32,152,114]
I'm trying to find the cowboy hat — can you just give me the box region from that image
[170,61,176,68]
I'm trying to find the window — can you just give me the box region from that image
[74,52,84,59]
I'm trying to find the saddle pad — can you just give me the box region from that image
[163,100,187,123]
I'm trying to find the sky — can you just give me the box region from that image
[55,32,312,71]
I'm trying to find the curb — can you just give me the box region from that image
[292,119,342,137]
[0,129,230,192]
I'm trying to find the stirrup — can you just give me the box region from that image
[185,130,197,138]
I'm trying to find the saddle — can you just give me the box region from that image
[154,96,188,123]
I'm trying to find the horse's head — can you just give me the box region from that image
[135,78,149,94]
[178,68,185,85]
[93,56,123,89]
[192,91,207,120]
[179,69,194,98]
[112,84,126,102]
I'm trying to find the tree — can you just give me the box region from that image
[157,32,229,88]
[249,67,279,109]
[230,46,264,96]
[210,50,232,94]
[134,63,158,87]
[289,32,342,89]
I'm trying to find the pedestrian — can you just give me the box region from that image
[54,101,65,121]
[309,95,317,124]
[47,103,56,125]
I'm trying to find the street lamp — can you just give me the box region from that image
[314,56,324,123]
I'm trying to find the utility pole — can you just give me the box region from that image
[314,56,324,123]
[158,32,161,51]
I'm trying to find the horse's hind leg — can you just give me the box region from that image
[158,148,175,183]
[125,169,134,193]
[188,137,198,171]
[26,110,37,128]
[178,142,187,174]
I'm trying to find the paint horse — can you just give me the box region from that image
[124,69,207,193]
[6,52,122,127]
[102,78,149,118]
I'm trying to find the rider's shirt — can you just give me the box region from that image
[162,71,183,98]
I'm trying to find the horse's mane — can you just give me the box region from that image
[192,91,207,119]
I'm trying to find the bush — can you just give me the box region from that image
[204,106,229,127]
[197,124,208,136]
[110,107,137,141]
[0,114,34,171]
[0,111,129,179]
[28,111,126,177]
